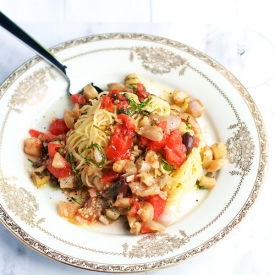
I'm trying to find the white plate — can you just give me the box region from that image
[0,33,267,272]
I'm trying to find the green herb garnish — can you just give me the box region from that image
[196,180,206,190]
[161,158,174,171]
[28,159,40,168]
[125,93,153,116]
[186,115,192,129]
[67,152,82,190]
[68,196,81,205]
[34,169,50,179]
[82,143,106,168]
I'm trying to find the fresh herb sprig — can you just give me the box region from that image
[186,115,192,129]
[28,159,40,168]
[68,196,81,205]
[196,180,206,190]
[82,143,106,168]
[67,152,82,190]
[161,158,174,171]
[125,93,153,116]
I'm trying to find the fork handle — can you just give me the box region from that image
[0,11,67,75]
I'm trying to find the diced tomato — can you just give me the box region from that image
[105,114,136,161]
[138,133,168,151]
[117,100,129,112]
[147,195,166,221]
[101,89,129,113]
[100,171,120,183]
[148,133,168,151]
[113,124,127,136]
[105,134,132,161]
[47,158,72,178]
[140,224,157,234]
[29,129,44,138]
[41,133,63,143]
[100,95,113,112]
[138,136,149,147]
[49,118,69,135]
[71,212,93,225]
[156,121,167,131]
[48,142,63,158]
[108,89,126,101]
[137,121,168,151]
[71,94,87,105]
[193,136,200,147]
[57,201,79,218]
[136,83,150,101]
[128,200,141,217]
[164,130,186,169]
[117,114,136,131]
[29,129,64,143]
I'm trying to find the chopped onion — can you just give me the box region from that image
[137,160,151,173]
[159,115,181,131]
[143,220,166,232]
[52,152,66,168]
[107,82,131,92]
[94,148,103,163]
[59,175,75,189]
[139,125,164,141]
[138,202,154,222]
[157,208,178,227]
[186,99,204,118]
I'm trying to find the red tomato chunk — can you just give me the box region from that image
[47,158,72,178]
[49,118,70,135]
[164,130,186,169]
[100,171,120,183]
[147,195,166,220]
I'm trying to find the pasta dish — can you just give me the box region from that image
[24,74,227,234]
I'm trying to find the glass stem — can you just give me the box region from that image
[237,28,245,56]
[235,0,245,56]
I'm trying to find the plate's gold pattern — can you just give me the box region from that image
[9,67,55,113]
[0,178,43,227]
[0,33,267,272]
[227,122,255,176]
[124,231,190,258]
[130,46,189,75]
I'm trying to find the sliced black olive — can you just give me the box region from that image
[182,132,194,155]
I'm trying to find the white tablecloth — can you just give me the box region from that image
[1,1,275,274]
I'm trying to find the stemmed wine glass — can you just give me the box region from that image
[200,0,275,88]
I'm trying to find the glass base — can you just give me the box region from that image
[200,29,275,88]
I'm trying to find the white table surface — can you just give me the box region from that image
[1,1,275,274]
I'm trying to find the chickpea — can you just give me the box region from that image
[139,116,151,127]
[24,137,42,157]
[130,222,141,235]
[207,159,226,172]
[201,146,213,169]
[113,160,127,173]
[172,90,189,105]
[145,150,159,168]
[211,142,227,159]
[83,84,98,100]
[199,176,216,189]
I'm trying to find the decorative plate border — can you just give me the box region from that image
[0,33,267,272]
